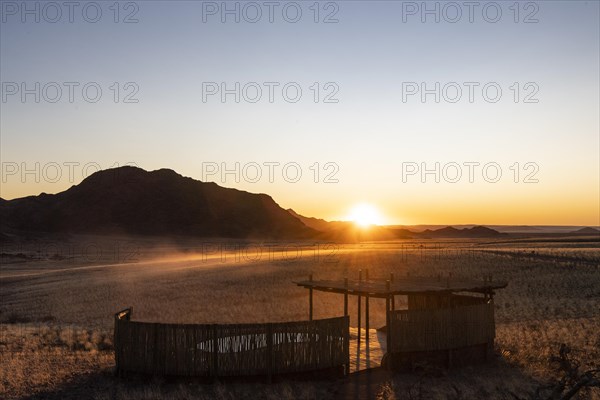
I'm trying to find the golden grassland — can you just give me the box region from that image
[1,236,599,399]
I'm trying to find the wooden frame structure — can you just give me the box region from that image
[113,273,507,379]
[295,271,507,370]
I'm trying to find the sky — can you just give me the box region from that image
[1,0,599,226]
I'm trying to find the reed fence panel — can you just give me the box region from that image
[114,309,349,378]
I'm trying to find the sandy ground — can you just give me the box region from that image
[1,236,599,399]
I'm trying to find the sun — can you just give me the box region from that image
[346,203,384,228]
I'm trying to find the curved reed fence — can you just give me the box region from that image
[114,308,350,379]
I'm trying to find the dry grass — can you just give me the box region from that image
[1,236,599,399]
[0,324,114,399]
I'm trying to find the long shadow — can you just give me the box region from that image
[21,369,223,400]
[21,368,118,400]
[332,355,543,400]
[18,355,544,400]
[19,366,343,400]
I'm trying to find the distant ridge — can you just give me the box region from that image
[0,166,316,239]
[570,227,600,235]
[419,225,505,238]
[387,225,600,234]
[287,210,505,240]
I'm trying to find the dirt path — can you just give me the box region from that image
[348,328,386,372]
[0,246,385,280]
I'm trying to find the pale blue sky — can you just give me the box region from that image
[1,1,599,225]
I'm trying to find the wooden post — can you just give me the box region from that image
[365,293,369,343]
[358,270,362,346]
[357,294,361,347]
[386,280,392,370]
[390,273,395,310]
[344,278,348,316]
[343,315,350,376]
[309,274,313,321]
[385,280,391,314]
[365,268,369,281]
[112,308,134,376]
[113,314,120,376]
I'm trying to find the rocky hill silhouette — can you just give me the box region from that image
[0,167,315,239]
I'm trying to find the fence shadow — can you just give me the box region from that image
[17,352,544,400]
[333,356,543,400]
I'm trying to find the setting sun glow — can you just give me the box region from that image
[346,203,384,227]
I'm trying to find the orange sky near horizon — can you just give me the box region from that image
[1,165,598,227]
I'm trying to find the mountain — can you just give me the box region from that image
[285,209,503,240]
[0,167,516,241]
[570,227,600,235]
[286,209,416,241]
[0,167,316,239]
[420,225,505,238]
[287,209,350,232]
